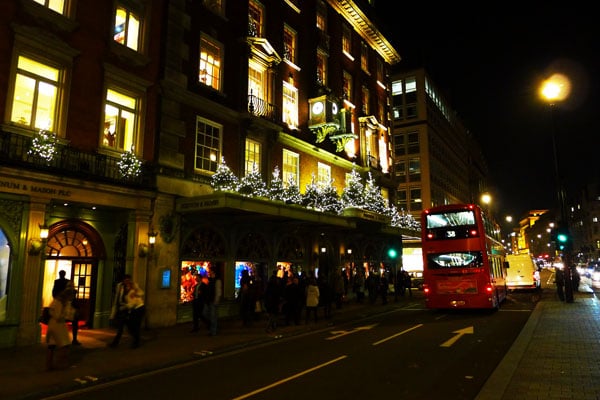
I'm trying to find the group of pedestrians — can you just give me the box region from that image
[190,269,222,336]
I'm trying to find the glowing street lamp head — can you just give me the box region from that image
[540,73,571,104]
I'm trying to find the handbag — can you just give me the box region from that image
[38,307,51,325]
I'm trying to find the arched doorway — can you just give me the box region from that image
[41,221,104,329]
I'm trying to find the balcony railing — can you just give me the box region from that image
[0,129,154,188]
[248,94,280,123]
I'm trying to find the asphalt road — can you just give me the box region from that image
[56,292,538,400]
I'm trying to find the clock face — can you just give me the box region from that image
[312,101,324,115]
[331,102,338,115]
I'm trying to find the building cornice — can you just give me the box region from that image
[326,0,401,65]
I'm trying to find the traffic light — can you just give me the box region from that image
[387,248,397,259]
[555,227,571,251]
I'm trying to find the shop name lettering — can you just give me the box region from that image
[0,180,72,197]
[180,199,219,209]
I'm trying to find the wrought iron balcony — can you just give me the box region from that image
[0,129,154,188]
[247,94,280,123]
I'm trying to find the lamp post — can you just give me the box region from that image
[540,73,573,303]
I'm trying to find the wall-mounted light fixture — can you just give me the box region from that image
[148,231,157,246]
[29,223,49,255]
[140,230,158,258]
[320,247,327,253]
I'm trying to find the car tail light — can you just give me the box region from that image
[423,283,430,294]
[484,284,494,293]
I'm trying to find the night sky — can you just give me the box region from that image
[376,4,600,219]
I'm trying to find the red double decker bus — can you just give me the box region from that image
[421,204,508,309]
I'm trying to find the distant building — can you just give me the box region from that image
[389,68,489,220]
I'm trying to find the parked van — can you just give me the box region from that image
[506,253,541,290]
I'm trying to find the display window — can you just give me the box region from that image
[180,261,211,304]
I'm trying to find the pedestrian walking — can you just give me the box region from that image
[239,269,255,327]
[282,274,302,325]
[46,282,76,370]
[395,269,406,300]
[191,271,209,332]
[305,276,320,324]
[264,271,281,333]
[332,269,345,309]
[109,274,145,348]
[205,269,222,336]
[52,270,80,345]
[403,270,413,298]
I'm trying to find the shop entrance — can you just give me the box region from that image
[41,223,102,329]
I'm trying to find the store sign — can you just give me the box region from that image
[0,178,72,197]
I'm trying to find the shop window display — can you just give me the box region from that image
[179,261,211,304]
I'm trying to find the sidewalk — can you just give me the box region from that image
[3,288,600,400]
[476,290,600,400]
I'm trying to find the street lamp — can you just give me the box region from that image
[540,73,573,303]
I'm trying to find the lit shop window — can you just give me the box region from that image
[195,116,221,173]
[179,261,212,304]
[102,89,138,151]
[113,6,140,51]
[199,35,222,91]
[10,56,60,132]
[34,0,67,14]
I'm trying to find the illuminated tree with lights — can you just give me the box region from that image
[237,163,267,197]
[283,175,303,205]
[302,174,321,209]
[320,179,343,214]
[211,157,238,191]
[363,172,387,214]
[341,166,365,208]
[268,166,285,201]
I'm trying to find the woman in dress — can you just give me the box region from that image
[46,282,75,370]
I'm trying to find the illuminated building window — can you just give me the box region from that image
[342,24,352,57]
[282,149,299,186]
[248,0,264,37]
[195,117,221,173]
[245,139,261,175]
[282,81,298,129]
[283,25,297,64]
[361,41,369,72]
[113,5,141,51]
[361,85,370,115]
[343,70,352,102]
[102,88,139,152]
[34,0,68,14]
[317,162,331,187]
[199,34,222,91]
[10,55,61,132]
[316,50,327,86]
[316,1,327,30]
